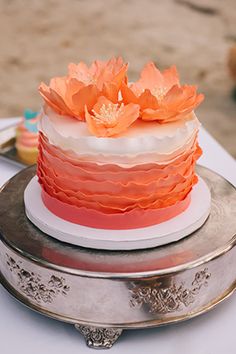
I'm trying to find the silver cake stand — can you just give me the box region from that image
[0,165,236,349]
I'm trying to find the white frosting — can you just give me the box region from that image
[39,107,200,162]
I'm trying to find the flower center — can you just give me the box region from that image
[151,86,167,101]
[92,103,124,126]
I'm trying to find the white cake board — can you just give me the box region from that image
[24,176,211,250]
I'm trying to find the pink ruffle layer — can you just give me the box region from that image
[42,188,191,229]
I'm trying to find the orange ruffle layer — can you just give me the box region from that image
[37,132,201,228]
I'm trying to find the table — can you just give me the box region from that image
[0,127,235,354]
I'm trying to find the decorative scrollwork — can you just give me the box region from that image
[130,268,211,314]
[75,324,123,349]
[6,254,70,304]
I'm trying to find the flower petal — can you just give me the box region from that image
[68,62,91,83]
[71,85,100,120]
[111,63,128,88]
[39,80,76,117]
[162,85,204,112]
[138,89,159,110]
[121,82,139,104]
[141,107,177,121]
[39,82,62,114]
[134,61,164,93]
[162,65,180,90]
[102,82,119,103]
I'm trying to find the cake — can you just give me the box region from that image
[16,109,40,165]
[37,57,204,230]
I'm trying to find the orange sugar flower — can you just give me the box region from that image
[141,84,204,122]
[121,61,204,123]
[39,57,128,120]
[85,96,140,137]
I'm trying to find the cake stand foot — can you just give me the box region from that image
[75,324,123,349]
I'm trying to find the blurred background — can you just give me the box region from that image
[0,0,235,156]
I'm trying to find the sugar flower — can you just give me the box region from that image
[38,57,204,136]
[39,57,128,121]
[85,96,139,137]
[121,62,204,123]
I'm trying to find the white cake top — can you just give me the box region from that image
[39,107,200,165]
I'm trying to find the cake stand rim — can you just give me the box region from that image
[1,232,236,279]
[0,164,236,279]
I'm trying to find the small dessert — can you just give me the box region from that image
[37,57,204,229]
[16,109,40,165]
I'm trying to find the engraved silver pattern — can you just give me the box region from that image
[130,268,211,313]
[75,324,123,349]
[6,254,70,303]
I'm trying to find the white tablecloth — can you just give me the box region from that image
[0,127,235,354]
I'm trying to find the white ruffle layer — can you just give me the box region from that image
[39,107,200,165]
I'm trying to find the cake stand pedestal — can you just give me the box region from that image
[0,166,236,349]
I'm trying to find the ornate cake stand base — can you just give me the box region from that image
[0,165,236,349]
[75,325,123,349]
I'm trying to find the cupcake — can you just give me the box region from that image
[16,109,40,165]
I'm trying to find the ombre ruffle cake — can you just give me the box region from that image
[37,57,204,229]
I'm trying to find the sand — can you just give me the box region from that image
[0,0,235,156]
